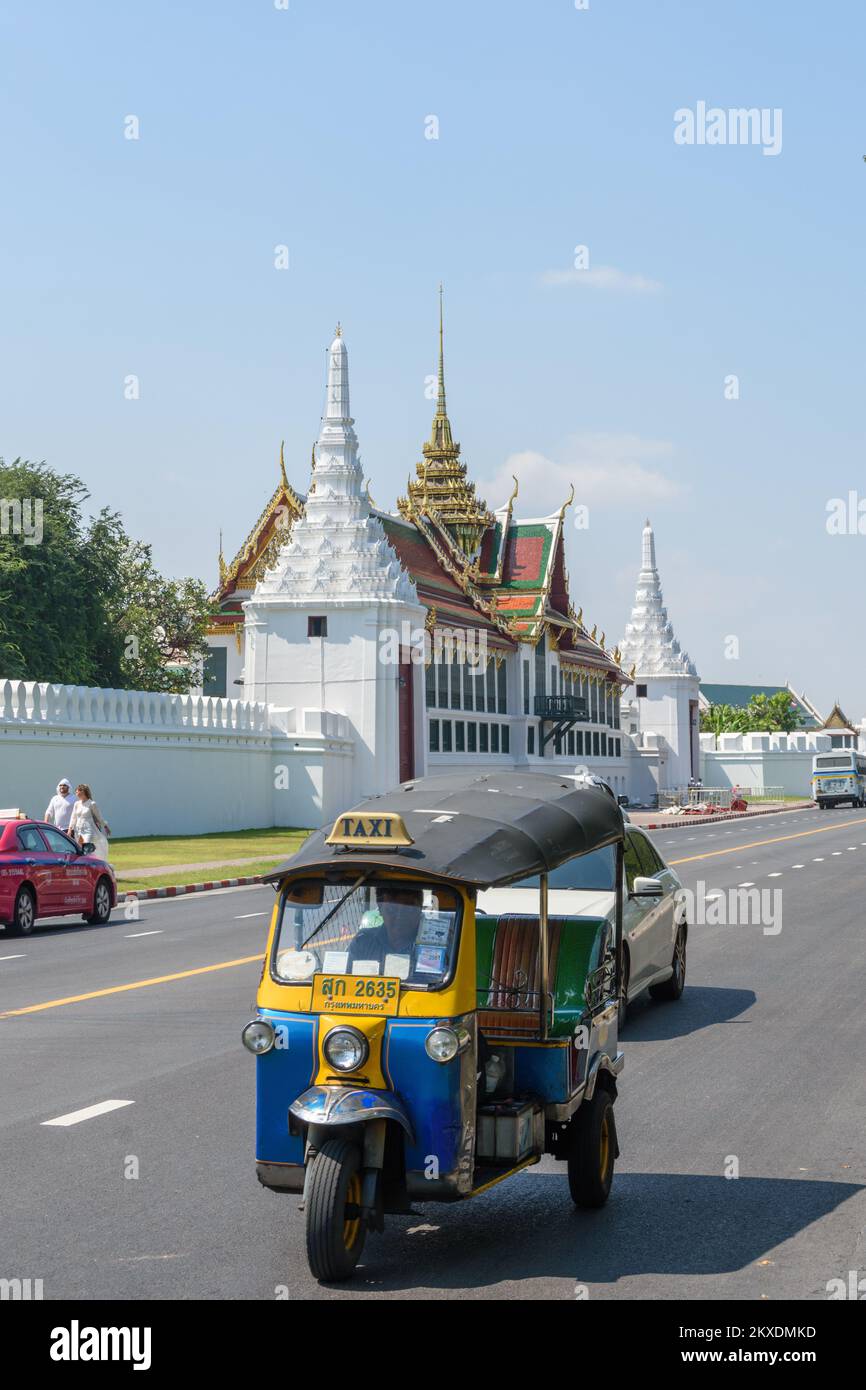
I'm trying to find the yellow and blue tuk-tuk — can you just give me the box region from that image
[243,771,626,1281]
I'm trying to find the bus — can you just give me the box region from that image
[811,750,866,809]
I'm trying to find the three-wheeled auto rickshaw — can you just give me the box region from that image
[243,771,626,1281]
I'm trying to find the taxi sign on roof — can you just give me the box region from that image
[325,812,414,849]
[0,809,27,819]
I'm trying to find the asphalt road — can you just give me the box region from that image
[1,804,864,1301]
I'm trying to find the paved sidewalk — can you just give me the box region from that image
[120,854,282,880]
[630,800,813,830]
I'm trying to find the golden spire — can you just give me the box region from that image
[279,439,288,490]
[398,285,493,559]
[218,530,227,586]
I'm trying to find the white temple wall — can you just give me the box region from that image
[0,681,276,837]
[698,731,832,797]
[0,680,362,836]
[632,676,699,789]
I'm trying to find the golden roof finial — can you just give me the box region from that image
[218,529,227,586]
[600,631,606,649]
[590,623,597,641]
[558,482,575,522]
[507,474,519,508]
[335,322,342,338]
[279,439,288,490]
[364,477,377,509]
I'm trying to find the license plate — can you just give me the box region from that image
[311,973,400,1016]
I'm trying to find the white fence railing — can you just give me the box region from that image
[660,785,787,811]
[0,679,270,734]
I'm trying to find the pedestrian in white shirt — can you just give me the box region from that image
[44,778,76,832]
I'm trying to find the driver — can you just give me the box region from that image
[346,885,424,975]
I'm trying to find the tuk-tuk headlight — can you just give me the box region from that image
[425,1026,460,1063]
[242,1018,275,1054]
[323,1027,369,1073]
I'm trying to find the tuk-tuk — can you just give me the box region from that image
[243,771,626,1281]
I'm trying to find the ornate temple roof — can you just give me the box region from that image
[619,520,698,680]
[819,701,858,733]
[210,304,626,685]
[208,443,305,639]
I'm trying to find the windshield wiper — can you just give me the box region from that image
[302,872,370,947]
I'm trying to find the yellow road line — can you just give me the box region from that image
[0,954,264,1018]
[668,816,866,866]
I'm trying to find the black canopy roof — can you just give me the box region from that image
[264,771,625,890]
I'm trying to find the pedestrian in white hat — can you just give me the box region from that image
[44,778,76,833]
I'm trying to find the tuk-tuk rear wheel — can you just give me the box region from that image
[305,1137,367,1282]
[568,1087,616,1209]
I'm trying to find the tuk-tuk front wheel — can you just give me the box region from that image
[305,1137,366,1282]
[568,1087,616,1209]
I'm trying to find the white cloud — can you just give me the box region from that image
[540,266,662,293]
[476,433,682,514]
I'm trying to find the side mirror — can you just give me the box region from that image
[81,842,96,856]
[632,875,664,897]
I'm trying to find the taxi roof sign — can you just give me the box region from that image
[325,812,414,849]
[0,809,27,819]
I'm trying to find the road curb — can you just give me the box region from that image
[120,874,266,902]
[644,802,814,831]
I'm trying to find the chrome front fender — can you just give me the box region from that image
[289,1085,414,1141]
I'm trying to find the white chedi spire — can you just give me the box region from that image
[619,520,698,679]
[254,327,417,605]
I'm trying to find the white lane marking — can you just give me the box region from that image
[813,857,824,862]
[831,851,843,856]
[42,1099,135,1127]
[235,912,267,920]
[125,930,163,939]
[767,872,783,877]
[738,882,755,887]
[792,864,805,868]
[0,953,27,961]
[848,846,857,851]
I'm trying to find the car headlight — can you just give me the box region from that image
[323,1027,369,1073]
[425,1026,459,1063]
[242,1018,275,1054]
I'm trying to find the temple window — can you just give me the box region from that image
[534,635,546,699]
[480,724,489,753]
[522,662,530,714]
[528,726,535,756]
[307,616,327,637]
[491,725,500,754]
[497,661,507,714]
[455,721,465,753]
[468,723,477,753]
[502,725,510,754]
[429,719,440,752]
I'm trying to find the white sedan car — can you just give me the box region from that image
[477,823,686,1029]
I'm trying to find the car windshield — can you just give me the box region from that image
[273,877,462,989]
[511,844,616,892]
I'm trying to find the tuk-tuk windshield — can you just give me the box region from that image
[274,877,462,989]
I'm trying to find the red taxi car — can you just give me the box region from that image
[0,811,117,936]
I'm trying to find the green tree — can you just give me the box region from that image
[0,457,213,691]
[744,691,803,733]
[700,703,750,735]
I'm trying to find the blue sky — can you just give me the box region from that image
[2,0,865,715]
